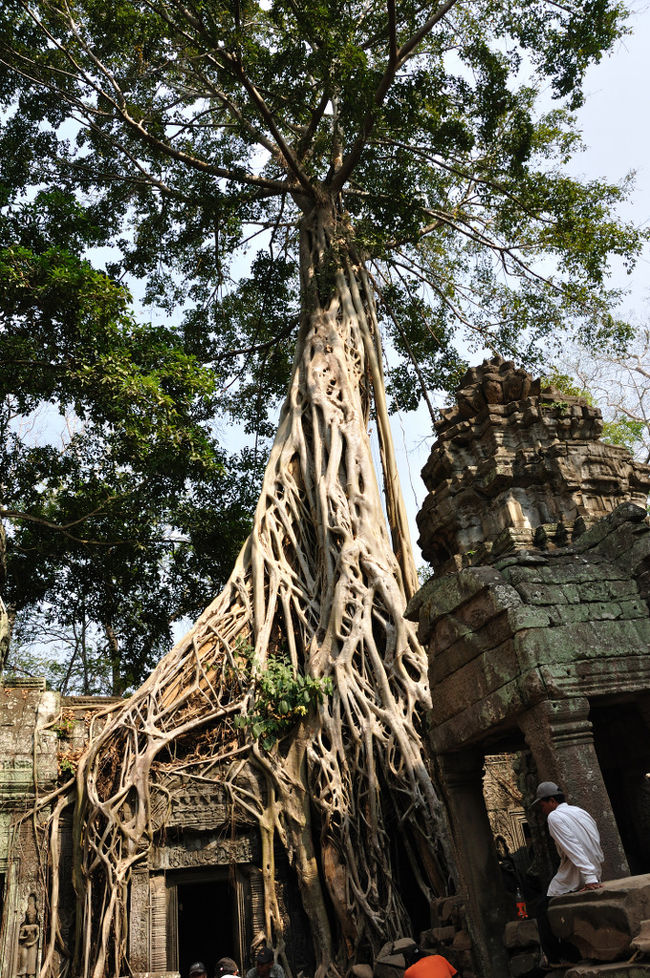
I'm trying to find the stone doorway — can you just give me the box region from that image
[591,701,650,876]
[166,869,247,978]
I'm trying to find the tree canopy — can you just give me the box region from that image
[0,198,256,691]
[0,0,642,428]
[0,1,646,976]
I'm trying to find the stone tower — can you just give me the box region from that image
[417,356,650,575]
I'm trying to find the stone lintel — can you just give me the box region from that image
[150,831,258,871]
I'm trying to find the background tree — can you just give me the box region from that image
[0,1,645,976]
[0,197,256,691]
[548,325,650,462]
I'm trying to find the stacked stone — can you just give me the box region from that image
[408,503,650,754]
[417,357,650,577]
[370,897,476,978]
[502,919,541,977]
[422,894,475,977]
[552,875,650,976]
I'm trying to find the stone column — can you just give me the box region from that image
[518,697,629,880]
[128,867,150,972]
[149,873,168,972]
[438,749,511,978]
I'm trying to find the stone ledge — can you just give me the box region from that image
[549,875,650,962]
[565,963,650,978]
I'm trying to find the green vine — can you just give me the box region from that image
[235,643,333,751]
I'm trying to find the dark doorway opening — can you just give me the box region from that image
[592,701,650,875]
[177,876,235,978]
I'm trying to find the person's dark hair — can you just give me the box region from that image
[404,946,428,967]
[256,947,274,965]
[550,793,565,804]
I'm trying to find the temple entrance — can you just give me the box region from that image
[591,700,650,875]
[167,869,246,978]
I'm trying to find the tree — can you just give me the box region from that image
[0,1,644,975]
[0,208,255,692]
[549,326,650,462]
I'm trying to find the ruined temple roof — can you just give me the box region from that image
[417,356,650,577]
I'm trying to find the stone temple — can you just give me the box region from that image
[2,356,650,978]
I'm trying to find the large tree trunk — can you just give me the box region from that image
[41,203,452,978]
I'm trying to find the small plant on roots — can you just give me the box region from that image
[235,642,333,750]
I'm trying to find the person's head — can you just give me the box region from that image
[216,957,239,978]
[255,945,274,978]
[404,946,429,968]
[189,962,208,978]
[532,781,565,817]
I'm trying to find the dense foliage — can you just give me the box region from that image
[0,197,256,691]
[0,0,642,422]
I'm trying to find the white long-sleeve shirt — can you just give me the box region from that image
[547,802,604,896]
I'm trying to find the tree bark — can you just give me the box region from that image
[36,202,452,977]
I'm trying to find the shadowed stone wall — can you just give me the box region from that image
[408,357,650,978]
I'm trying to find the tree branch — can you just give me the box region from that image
[330,0,459,193]
[1,509,128,547]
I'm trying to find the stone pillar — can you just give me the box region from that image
[518,697,629,880]
[149,873,168,972]
[128,867,150,972]
[438,749,512,978]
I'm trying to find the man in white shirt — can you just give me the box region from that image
[535,781,604,895]
[532,781,604,967]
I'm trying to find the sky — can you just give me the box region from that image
[394,2,650,563]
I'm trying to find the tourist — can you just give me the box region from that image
[403,945,459,978]
[189,963,208,978]
[532,780,604,967]
[215,957,240,978]
[245,944,286,978]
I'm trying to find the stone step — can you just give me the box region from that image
[565,963,650,978]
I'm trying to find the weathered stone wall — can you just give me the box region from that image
[409,357,650,978]
[409,502,650,758]
[0,680,60,978]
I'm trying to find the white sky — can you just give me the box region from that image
[395,3,650,564]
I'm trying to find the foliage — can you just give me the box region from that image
[0,0,642,447]
[549,329,650,460]
[0,196,256,691]
[235,642,333,750]
[601,414,646,452]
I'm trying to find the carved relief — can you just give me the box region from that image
[151,832,258,871]
[16,893,39,978]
